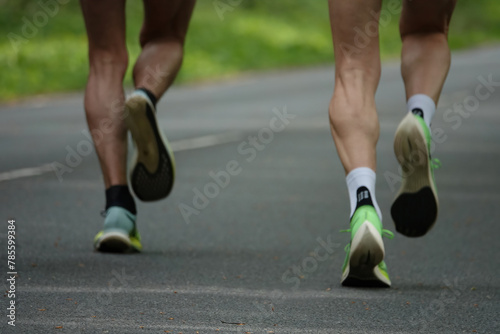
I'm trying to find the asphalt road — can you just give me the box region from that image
[1,46,499,334]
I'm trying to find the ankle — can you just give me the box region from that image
[105,185,137,215]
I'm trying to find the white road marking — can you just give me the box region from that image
[17,319,380,334]
[0,164,53,182]
[19,285,383,300]
[0,131,245,183]
[169,131,244,152]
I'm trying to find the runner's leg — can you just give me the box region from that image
[80,0,128,188]
[133,0,196,99]
[328,0,392,287]
[124,0,196,202]
[328,0,382,175]
[391,0,457,237]
[81,0,140,252]
[328,0,383,220]
[400,0,457,103]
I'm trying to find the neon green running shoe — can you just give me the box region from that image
[391,111,440,237]
[125,91,176,202]
[94,206,142,253]
[341,205,394,287]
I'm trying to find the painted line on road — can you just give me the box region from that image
[19,285,387,300]
[0,164,54,182]
[169,130,244,152]
[0,131,245,183]
[18,319,394,334]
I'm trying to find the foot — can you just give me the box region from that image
[391,112,439,237]
[341,205,393,287]
[124,91,175,202]
[94,206,142,253]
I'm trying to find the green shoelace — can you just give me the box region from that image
[340,228,394,253]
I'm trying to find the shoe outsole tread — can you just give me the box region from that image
[125,94,175,202]
[391,113,438,237]
[391,187,437,237]
[95,230,141,253]
[341,221,391,288]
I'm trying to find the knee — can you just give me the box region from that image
[400,0,456,38]
[139,26,187,49]
[336,62,381,87]
[331,64,380,115]
[329,101,378,137]
[329,102,379,143]
[88,48,129,80]
[400,31,449,54]
[329,66,380,135]
[400,25,449,42]
[138,30,185,68]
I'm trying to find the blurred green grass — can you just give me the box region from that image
[0,0,499,101]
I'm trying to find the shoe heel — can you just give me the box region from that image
[124,96,160,174]
[95,230,132,253]
[394,114,430,192]
[392,115,438,237]
[394,115,427,171]
[125,95,175,201]
[349,222,384,268]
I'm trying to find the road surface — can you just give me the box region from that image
[1,46,499,333]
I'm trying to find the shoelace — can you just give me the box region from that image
[430,158,441,170]
[340,228,394,239]
[340,228,394,253]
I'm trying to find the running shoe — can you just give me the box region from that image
[94,206,142,253]
[124,91,175,201]
[341,205,393,287]
[391,111,440,237]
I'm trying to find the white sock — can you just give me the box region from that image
[407,94,436,130]
[346,167,382,221]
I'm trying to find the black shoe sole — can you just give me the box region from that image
[125,95,175,202]
[392,113,438,237]
[391,187,437,237]
[342,275,391,288]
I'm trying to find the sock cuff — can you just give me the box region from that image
[105,185,137,215]
[407,94,436,130]
[346,167,381,221]
[407,94,435,112]
[346,167,376,187]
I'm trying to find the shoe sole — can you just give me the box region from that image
[391,113,438,237]
[341,222,390,287]
[124,94,175,202]
[94,230,140,253]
